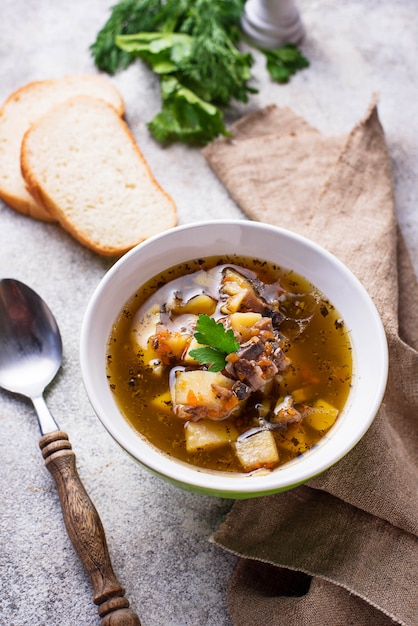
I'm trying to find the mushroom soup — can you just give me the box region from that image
[106,255,353,474]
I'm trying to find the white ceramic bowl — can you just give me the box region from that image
[80,220,388,498]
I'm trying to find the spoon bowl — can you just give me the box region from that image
[0,279,61,429]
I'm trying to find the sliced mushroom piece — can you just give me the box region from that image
[272,395,302,426]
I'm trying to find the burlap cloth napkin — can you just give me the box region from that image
[202,102,418,626]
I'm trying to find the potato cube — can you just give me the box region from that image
[182,336,203,365]
[220,292,245,314]
[130,304,165,373]
[150,327,191,364]
[291,386,315,404]
[130,303,160,352]
[305,399,339,431]
[276,423,311,455]
[171,294,217,316]
[150,391,172,414]
[174,370,233,404]
[185,420,238,453]
[235,430,279,471]
[229,312,262,341]
[173,370,237,420]
[222,281,244,295]
[162,332,190,358]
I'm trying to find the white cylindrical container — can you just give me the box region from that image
[241,0,305,48]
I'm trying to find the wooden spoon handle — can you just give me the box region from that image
[39,430,141,626]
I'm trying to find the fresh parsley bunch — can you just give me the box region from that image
[91,0,309,145]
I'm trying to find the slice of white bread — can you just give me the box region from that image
[21,95,177,256]
[0,74,124,222]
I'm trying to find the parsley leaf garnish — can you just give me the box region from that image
[189,314,239,372]
[189,346,228,373]
[261,44,310,84]
[147,76,230,145]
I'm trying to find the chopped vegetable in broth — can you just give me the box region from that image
[106,255,353,474]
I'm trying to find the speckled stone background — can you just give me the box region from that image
[0,1,417,625]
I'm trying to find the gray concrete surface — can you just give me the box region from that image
[0,1,417,625]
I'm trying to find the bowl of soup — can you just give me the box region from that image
[80,220,388,498]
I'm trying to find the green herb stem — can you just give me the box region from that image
[90,0,309,144]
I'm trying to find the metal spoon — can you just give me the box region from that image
[0,278,140,626]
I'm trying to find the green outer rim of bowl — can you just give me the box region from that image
[122,443,310,499]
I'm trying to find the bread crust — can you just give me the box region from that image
[21,95,177,256]
[0,74,124,221]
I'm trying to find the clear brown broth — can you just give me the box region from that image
[106,255,353,473]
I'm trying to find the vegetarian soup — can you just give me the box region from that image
[106,255,353,474]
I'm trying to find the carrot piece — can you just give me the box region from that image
[186,389,199,406]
